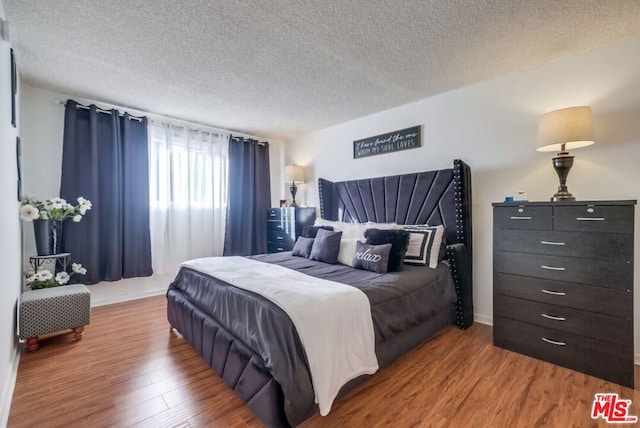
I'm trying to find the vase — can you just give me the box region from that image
[33,219,64,256]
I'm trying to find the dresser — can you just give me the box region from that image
[492,200,636,387]
[266,207,316,253]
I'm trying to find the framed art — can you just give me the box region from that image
[10,48,16,127]
[16,136,21,201]
[353,126,421,159]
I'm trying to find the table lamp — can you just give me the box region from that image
[285,165,305,207]
[536,106,595,201]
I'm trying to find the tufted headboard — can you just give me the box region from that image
[318,159,473,328]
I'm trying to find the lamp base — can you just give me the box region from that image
[289,183,298,207]
[550,154,575,202]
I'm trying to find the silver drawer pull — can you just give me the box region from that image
[540,241,565,246]
[576,217,605,221]
[541,313,566,321]
[269,213,276,217]
[510,216,532,220]
[542,337,566,346]
[541,289,566,296]
[541,265,566,271]
[276,236,283,240]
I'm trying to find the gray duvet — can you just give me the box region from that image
[169,253,456,426]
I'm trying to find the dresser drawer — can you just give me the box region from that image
[266,208,293,221]
[267,219,295,233]
[267,242,292,253]
[494,251,632,290]
[267,230,295,247]
[494,206,552,230]
[494,317,633,387]
[554,205,635,234]
[494,229,633,261]
[494,273,632,318]
[494,294,631,345]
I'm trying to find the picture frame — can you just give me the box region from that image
[279,199,288,208]
[10,48,16,127]
[16,136,21,201]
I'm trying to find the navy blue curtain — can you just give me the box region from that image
[224,136,271,256]
[60,100,153,284]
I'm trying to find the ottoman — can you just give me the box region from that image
[19,284,91,351]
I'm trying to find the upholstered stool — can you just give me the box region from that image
[19,284,91,351]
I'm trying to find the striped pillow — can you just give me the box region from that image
[403,225,444,268]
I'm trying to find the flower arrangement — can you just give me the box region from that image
[26,263,87,290]
[19,195,92,222]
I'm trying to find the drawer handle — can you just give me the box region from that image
[541,289,566,296]
[541,313,566,321]
[277,247,284,251]
[269,213,276,217]
[540,241,565,246]
[276,236,283,240]
[509,216,532,220]
[542,337,566,346]
[576,217,605,221]
[541,265,565,271]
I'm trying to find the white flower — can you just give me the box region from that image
[55,272,70,285]
[35,270,53,280]
[19,204,40,221]
[40,211,49,219]
[73,214,82,222]
[72,263,87,275]
[25,274,36,284]
[78,198,92,215]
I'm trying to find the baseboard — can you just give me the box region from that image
[474,313,493,326]
[0,346,20,427]
[90,287,167,307]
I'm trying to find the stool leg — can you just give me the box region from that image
[72,326,85,341]
[26,337,39,352]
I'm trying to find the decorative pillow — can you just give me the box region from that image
[309,229,343,264]
[402,225,445,268]
[301,225,334,238]
[337,239,359,266]
[292,237,314,258]
[352,241,392,274]
[364,228,410,272]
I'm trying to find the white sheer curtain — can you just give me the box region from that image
[148,121,229,274]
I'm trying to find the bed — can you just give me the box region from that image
[166,159,473,427]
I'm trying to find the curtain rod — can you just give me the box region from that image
[53,98,269,141]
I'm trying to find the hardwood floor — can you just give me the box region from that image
[8,295,639,427]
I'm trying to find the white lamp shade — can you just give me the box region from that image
[536,106,595,152]
[285,165,305,183]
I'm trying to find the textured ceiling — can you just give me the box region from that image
[5,1,640,140]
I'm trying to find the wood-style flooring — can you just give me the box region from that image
[8,295,640,427]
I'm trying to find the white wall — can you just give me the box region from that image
[0,0,23,424]
[287,35,640,350]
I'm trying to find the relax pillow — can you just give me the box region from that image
[301,225,334,238]
[352,241,392,274]
[309,229,343,264]
[337,238,359,266]
[292,236,314,258]
[403,225,445,268]
[364,228,410,272]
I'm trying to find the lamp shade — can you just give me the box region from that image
[536,106,595,152]
[285,165,305,183]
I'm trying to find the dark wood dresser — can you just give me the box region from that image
[266,207,316,253]
[492,200,636,387]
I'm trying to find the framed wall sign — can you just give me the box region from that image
[353,126,421,159]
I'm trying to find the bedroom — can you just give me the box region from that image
[1,1,640,427]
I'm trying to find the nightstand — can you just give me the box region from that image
[492,200,636,387]
[266,207,316,253]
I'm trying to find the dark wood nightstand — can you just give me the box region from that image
[492,200,636,387]
[266,207,316,253]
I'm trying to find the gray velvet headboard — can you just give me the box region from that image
[318,159,473,329]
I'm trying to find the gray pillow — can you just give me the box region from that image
[292,236,314,258]
[309,229,343,264]
[352,241,392,274]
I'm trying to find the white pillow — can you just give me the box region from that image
[337,239,359,266]
[314,219,368,240]
[403,225,444,268]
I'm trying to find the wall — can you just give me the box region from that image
[287,35,640,353]
[0,0,23,423]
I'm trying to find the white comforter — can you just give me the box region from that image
[181,256,379,416]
